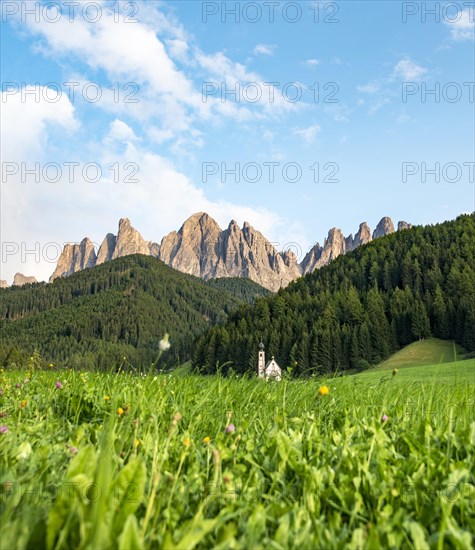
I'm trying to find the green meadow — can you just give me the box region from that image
[0,342,474,549]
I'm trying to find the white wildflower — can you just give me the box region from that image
[159,334,171,351]
[17,441,32,461]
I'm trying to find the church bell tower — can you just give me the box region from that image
[258,341,265,378]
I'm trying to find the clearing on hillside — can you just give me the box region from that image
[375,338,465,371]
[352,359,475,386]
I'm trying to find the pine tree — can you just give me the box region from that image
[411,299,431,340]
[431,286,449,339]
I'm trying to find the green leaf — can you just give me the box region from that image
[469,422,475,446]
[348,527,366,549]
[276,432,291,463]
[118,514,144,550]
[66,446,98,479]
[172,518,220,550]
[46,447,97,550]
[404,521,429,550]
[112,457,147,536]
[444,516,473,549]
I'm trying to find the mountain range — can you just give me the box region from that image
[6,213,411,292]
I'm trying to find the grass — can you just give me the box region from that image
[356,359,475,386]
[375,339,465,371]
[0,358,474,549]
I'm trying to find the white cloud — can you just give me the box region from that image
[0,85,78,160]
[392,58,428,81]
[195,50,299,117]
[107,119,139,143]
[357,82,380,94]
[292,124,321,144]
[368,98,390,116]
[262,130,274,141]
[324,104,350,123]
[396,111,411,123]
[24,7,202,106]
[253,44,277,56]
[146,126,175,145]
[165,38,190,61]
[445,8,474,41]
[356,58,429,117]
[305,59,320,67]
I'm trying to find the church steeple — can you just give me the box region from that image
[258,342,265,378]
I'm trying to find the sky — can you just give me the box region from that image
[1,0,474,283]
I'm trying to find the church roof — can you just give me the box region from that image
[265,358,281,370]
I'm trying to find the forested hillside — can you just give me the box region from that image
[193,214,475,375]
[203,277,271,301]
[0,255,268,370]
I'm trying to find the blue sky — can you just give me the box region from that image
[1,0,474,282]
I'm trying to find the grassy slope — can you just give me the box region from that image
[375,338,466,371]
[353,358,475,386]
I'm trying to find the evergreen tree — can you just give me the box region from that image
[411,299,431,340]
[431,286,449,339]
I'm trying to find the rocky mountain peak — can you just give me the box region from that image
[118,217,131,228]
[96,233,117,265]
[350,222,372,250]
[112,218,149,259]
[13,273,38,287]
[0,280,9,289]
[49,238,96,282]
[326,227,344,241]
[160,212,222,278]
[357,221,371,236]
[180,212,221,234]
[398,220,412,231]
[372,217,395,239]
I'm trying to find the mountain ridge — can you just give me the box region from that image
[31,213,410,291]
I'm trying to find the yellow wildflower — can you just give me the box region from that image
[20,400,27,408]
[117,407,124,416]
[202,436,211,445]
[318,385,330,396]
[104,395,110,401]
[133,438,140,448]
[184,437,191,447]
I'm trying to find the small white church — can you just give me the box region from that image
[257,342,282,381]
